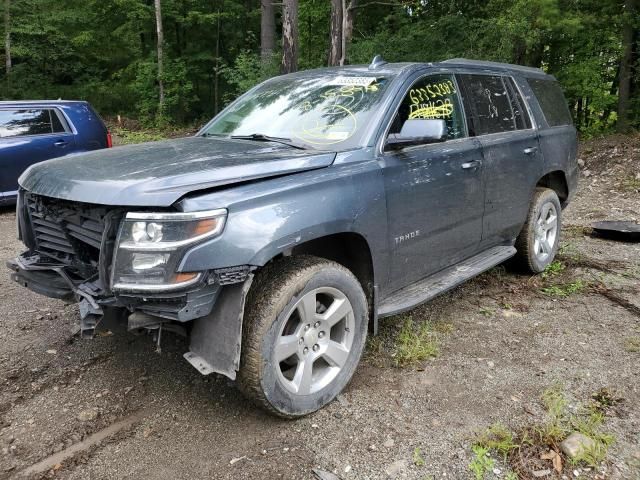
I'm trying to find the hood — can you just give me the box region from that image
[19,136,336,207]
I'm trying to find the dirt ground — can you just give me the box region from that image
[0,135,639,480]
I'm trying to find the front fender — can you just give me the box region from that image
[176,156,388,281]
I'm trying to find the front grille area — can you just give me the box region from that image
[25,193,120,280]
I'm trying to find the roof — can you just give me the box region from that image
[283,57,551,80]
[440,58,549,77]
[0,100,88,107]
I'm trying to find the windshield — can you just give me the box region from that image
[202,74,393,150]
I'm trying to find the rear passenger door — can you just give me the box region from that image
[0,108,75,198]
[457,74,542,244]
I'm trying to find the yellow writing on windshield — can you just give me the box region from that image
[294,104,357,145]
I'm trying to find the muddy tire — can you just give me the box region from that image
[513,187,562,273]
[237,255,368,418]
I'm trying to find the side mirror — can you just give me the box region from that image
[385,119,447,150]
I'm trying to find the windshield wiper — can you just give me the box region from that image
[230,133,309,150]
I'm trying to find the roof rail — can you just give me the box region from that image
[442,58,546,75]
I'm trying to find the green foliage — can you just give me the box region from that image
[223,51,280,101]
[0,0,637,130]
[468,445,495,480]
[110,126,167,145]
[475,423,519,460]
[542,260,565,279]
[413,447,426,466]
[473,385,616,475]
[393,317,439,367]
[541,279,586,297]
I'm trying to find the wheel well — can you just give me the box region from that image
[288,233,375,304]
[537,171,569,207]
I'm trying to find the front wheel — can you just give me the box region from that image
[513,187,562,273]
[238,256,368,418]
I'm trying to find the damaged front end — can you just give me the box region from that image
[8,191,253,380]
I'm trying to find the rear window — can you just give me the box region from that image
[0,109,66,138]
[458,74,531,135]
[527,79,573,127]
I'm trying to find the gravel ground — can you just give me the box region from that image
[0,135,639,480]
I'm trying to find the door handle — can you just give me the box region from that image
[524,146,538,155]
[461,160,482,170]
[54,140,68,147]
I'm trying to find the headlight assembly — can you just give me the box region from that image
[111,209,227,292]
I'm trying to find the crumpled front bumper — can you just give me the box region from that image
[7,256,75,301]
[7,251,254,381]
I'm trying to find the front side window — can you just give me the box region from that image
[389,73,466,140]
[0,109,61,138]
[203,74,394,150]
[459,74,527,136]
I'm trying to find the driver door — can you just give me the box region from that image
[379,73,485,291]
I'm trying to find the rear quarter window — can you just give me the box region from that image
[527,78,573,127]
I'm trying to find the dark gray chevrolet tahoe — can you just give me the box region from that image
[8,57,577,417]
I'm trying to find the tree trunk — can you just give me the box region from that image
[260,0,275,61]
[281,0,298,73]
[328,0,342,66]
[4,0,10,75]
[617,0,638,133]
[154,0,165,117]
[340,0,356,66]
[214,12,220,115]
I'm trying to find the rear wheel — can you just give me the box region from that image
[238,255,368,418]
[513,187,562,273]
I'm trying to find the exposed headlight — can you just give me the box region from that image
[111,209,227,292]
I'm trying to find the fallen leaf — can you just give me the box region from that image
[540,450,557,461]
[553,453,562,473]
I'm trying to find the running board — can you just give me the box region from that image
[378,246,516,318]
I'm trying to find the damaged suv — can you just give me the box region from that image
[8,57,577,417]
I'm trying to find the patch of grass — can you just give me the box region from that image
[475,423,519,459]
[468,445,495,480]
[624,336,640,352]
[542,260,566,279]
[479,307,495,317]
[541,279,587,297]
[111,127,168,145]
[472,386,616,476]
[622,175,640,191]
[413,447,426,467]
[393,317,439,367]
[431,320,454,334]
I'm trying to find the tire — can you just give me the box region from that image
[513,187,562,273]
[238,255,368,418]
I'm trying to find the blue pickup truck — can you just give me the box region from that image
[0,100,111,205]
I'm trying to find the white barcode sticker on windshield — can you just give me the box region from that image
[326,131,350,140]
[331,76,376,87]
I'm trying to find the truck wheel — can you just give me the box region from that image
[513,187,562,273]
[238,255,368,418]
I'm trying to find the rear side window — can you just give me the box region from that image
[0,109,66,138]
[527,78,572,127]
[458,74,531,136]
